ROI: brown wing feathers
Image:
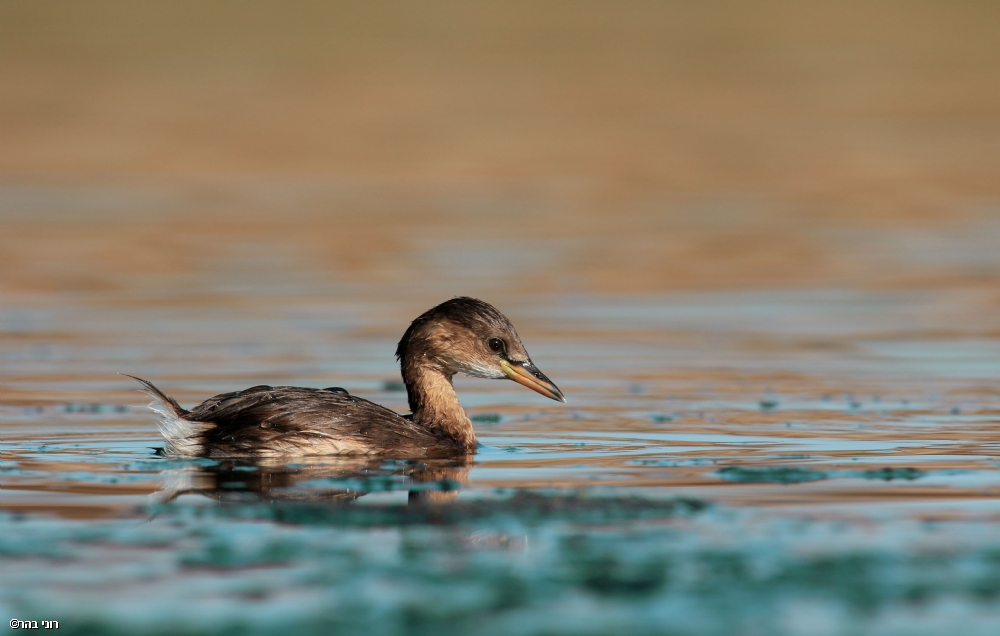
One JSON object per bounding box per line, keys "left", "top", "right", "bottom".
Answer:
{"left": 130, "top": 377, "right": 449, "bottom": 457}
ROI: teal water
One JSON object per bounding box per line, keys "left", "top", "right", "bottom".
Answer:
{"left": 4, "top": 281, "right": 1000, "bottom": 635}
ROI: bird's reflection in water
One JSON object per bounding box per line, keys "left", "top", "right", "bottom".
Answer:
{"left": 155, "top": 456, "right": 527, "bottom": 550}
{"left": 158, "top": 456, "right": 472, "bottom": 505}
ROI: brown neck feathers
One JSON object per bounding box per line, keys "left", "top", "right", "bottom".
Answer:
{"left": 401, "top": 363, "right": 476, "bottom": 452}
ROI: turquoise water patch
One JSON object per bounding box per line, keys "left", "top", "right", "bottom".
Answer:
{"left": 717, "top": 466, "right": 829, "bottom": 484}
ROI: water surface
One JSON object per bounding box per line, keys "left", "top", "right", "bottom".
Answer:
{"left": 4, "top": 196, "right": 1000, "bottom": 635}
{"left": 3, "top": 2, "right": 1000, "bottom": 632}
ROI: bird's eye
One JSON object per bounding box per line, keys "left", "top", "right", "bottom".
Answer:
{"left": 488, "top": 338, "right": 504, "bottom": 353}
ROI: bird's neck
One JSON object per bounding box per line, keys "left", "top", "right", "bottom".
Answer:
{"left": 402, "top": 363, "right": 476, "bottom": 452}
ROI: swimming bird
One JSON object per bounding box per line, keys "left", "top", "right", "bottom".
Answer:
{"left": 128, "top": 297, "right": 564, "bottom": 458}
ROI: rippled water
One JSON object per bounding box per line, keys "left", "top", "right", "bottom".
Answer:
{"left": 3, "top": 2, "right": 1000, "bottom": 632}
{"left": 4, "top": 187, "right": 1000, "bottom": 634}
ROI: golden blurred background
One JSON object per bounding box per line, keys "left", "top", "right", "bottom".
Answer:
{"left": 1, "top": 1, "right": 999, "bottom": 298}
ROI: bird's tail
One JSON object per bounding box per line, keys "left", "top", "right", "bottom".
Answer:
{"left": 121, "top": 374, "right": 187, "bottom": 416}
{"left": 122, "top": 374, "right": 205, "bottom": 457}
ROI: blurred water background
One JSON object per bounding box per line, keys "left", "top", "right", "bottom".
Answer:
{"left": 3, "top": 2, "right": 1000, "bottom": 635}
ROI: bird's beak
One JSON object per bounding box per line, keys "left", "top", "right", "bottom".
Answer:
{"left": 500, "top": 359, "right": 566, "bottom": 403}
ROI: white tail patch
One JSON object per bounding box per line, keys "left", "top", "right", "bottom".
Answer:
{"left": 143, "top": 393, "right": 208, "bottom": 457}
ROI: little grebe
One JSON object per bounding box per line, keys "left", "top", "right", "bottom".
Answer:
{"left": 129, "top": 297, "right": 564, "bottom": 458}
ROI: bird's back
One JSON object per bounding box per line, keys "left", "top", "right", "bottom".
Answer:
{"left": 144, "top": 382, "right": 456, "bottom": 458}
